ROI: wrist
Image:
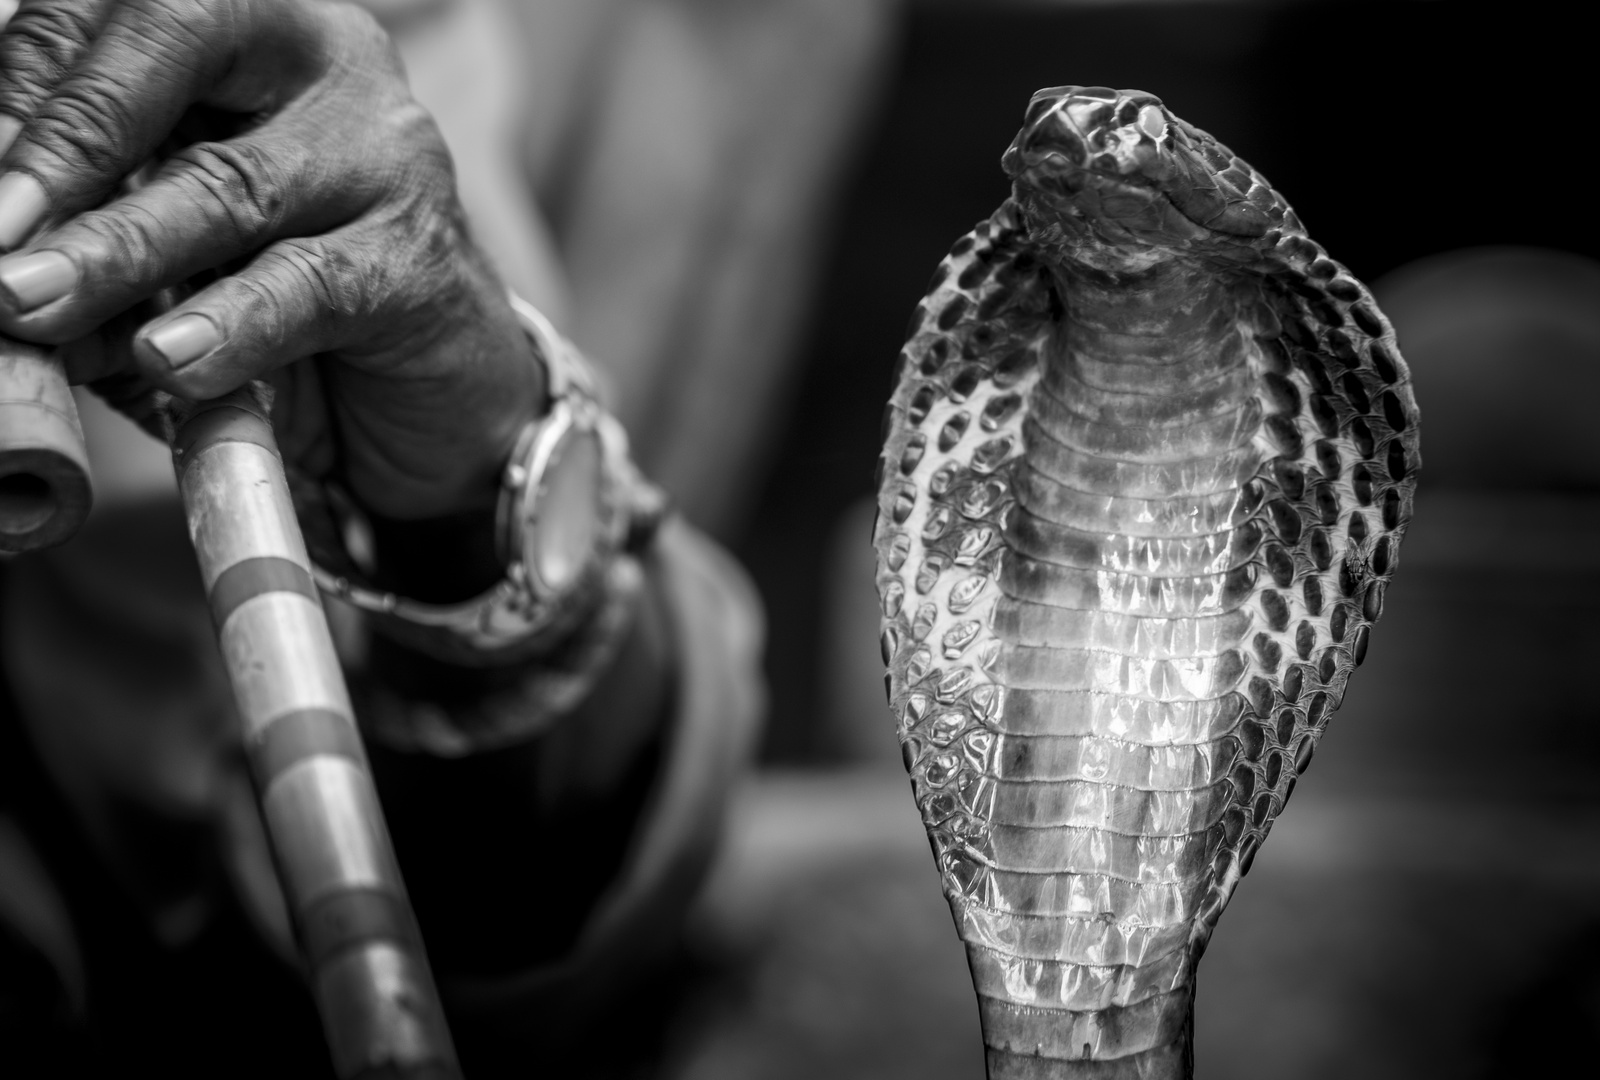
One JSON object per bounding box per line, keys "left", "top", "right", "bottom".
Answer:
{"left": 304, "top": 294, "right": 668, "bottom": 675}
{"left": 337, "top": 292, "right": 541, "bottom": 604}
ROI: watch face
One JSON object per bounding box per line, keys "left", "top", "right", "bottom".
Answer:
{"left": 528, "top": 426, "right": 604, "bottom": 593}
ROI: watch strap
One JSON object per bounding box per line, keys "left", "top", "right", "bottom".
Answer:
{"left": 305, "top": 295, "right": 667, "bottom": 667}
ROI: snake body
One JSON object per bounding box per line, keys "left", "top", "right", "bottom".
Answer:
{"left": 872, "top": 87, "right": 1419, "bottom": 1077}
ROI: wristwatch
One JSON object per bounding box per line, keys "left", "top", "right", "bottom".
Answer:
{"left": 311, "top": 295, "right": 668, "bottom": 663}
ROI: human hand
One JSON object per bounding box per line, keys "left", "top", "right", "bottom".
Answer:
{"left": 0, "top": 0, "right": 543, "bottom": 523}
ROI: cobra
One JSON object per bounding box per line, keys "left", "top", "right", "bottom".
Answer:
{"left": 872, "top": 86, "right": 1419, "bottom": 1077}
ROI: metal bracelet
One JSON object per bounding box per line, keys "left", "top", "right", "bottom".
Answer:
{"left": 313, "top": 295, "right": 664, "bottom": 663}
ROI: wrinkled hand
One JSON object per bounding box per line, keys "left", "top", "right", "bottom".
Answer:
{"left": 0, "top": 0, "right": 543, "bottom": 520}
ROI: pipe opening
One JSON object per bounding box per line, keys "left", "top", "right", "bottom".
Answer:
{"left": 0, "top": 472, "right": 58, "bottom": 535}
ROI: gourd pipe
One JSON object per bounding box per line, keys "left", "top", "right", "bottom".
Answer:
{"left": 170, "top": 387, "right": 461, "bottom": 1079}
{"left": 0, "top": 336, "right": 91, "bottom": 553}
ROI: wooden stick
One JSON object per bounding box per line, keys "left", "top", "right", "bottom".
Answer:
{"left": 170, "top": 387, "right": 461, "bottom": 1079}
{"left": 0, "top": 336, "right": 92, "bottom": 553}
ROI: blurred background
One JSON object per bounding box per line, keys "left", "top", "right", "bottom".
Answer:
{"left": 36, "top": 0, "right": 1600, "bottom": 1076}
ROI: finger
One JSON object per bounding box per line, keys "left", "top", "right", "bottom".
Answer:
{"left": 0, "top": 117, "right": 387, "bottom": 340}
{"left": 128, "top": 220, "right": 529, "bottom": 517}
{"left": 128, "top": 221, "right": 442, "bottom": 400}
{"left": 0, "top": 0, "right": 117, "bottom": 155}
{"left": 0, "top": 0, "right": 340, "bottom": 250}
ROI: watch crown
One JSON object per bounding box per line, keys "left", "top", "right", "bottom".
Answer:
{"left": 505, "top": 463, "right": 529, "bottom": 489}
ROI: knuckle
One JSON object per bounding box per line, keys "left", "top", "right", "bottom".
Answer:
{"left": 170, "top": 140, "right": 285, "bottom": 241}
{"left": 0, "top": 3, "right": 98, "bottom": 111}
{"left": 269, "top": 238, "right": 378, "bottom": 326}
{"left": 8, "top": 4, "right": 101, "bottom": 53}
{"left": 3, "top": 4, "right": 99, "bottom": 69}
{"left": 372, "top": 115, "right": 457, "bottom": 222}
{"left": 354, "top": 104, "right": 453, "bottom": 218}
{"left": 73, "top": 201, "right": 163, "bottom": 272}
{"left": 29, "top": 68, "right": 142, "bottom": 177}
{"left": 386, "top": 100, "right": 449, "bottom": 165}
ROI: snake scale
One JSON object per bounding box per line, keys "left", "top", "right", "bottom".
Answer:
{"left": 872, "top": 87, "right": 1419, "bottom": 1077}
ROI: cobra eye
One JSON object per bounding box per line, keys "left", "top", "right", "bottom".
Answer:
{"left": 1137, "top": 104, "right": 1168, "bottom": 140}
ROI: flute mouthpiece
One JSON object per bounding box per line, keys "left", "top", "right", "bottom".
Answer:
{"left": 0, "top": 336, "right": 93, "bottom": 553}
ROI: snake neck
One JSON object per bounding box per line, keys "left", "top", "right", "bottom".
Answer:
{"left": 1038, "top": 258, "right": 1261, "bottom": 455}
{"left": 1053, "top": 256, "right": 1240, "bottom": 351}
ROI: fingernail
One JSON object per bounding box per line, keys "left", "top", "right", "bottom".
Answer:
{"left": 0, "top": 250, "right": 76, "bottom": 312}
{"left": 0, "top": 116, "right": 22, "bottom": 159}
{"left": 0, "top": 172, "right": 48, "bottom": 251}
{"left": 144, "top": 314, "right": 223, "bottom": 370}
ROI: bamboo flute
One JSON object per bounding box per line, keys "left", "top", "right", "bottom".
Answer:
{"left": 168, "top": 385, "right": 461, "bottom": 1079}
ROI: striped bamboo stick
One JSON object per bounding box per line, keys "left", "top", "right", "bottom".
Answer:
{"left": 171, "top": 387, "right": 461, "bottom": 1079}
{"left": 0, "top": 336, "right": 92, "bottom": 552}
